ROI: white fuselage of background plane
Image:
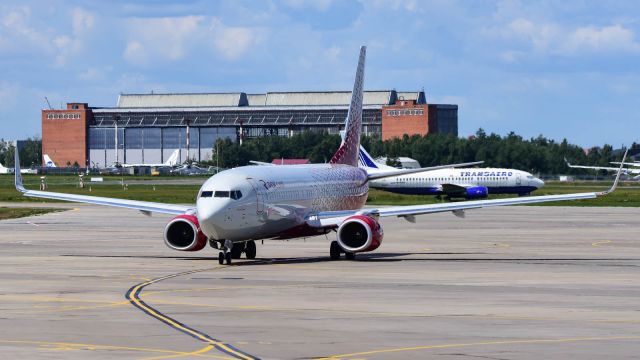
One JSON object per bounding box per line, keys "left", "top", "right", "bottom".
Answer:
{"left": 370, "top": 168, "right": 544, "bottom": 196}
{"left": 196, "top": 164, "right": 368, "bottom": 241}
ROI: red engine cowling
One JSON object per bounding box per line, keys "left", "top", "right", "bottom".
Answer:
{"left": 163, "top": 215, "right": 207, "bottom": 251}
{"left": 337, "top": 215, "right": 384, "bottom": 253}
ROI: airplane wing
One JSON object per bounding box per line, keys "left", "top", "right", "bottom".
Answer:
{"left": 14, "top": 152, "right": 192, "bottom": 216}
{"left": 366, "top": 161, "right": 484, "bottom": 181}
{"left": 249, "top": 160, "right": 275, "bottom": 166}
{"left": 565, "top": 158, "right": 637, "bottom": 173}
{"left": 308, "top": 151, "right": 627, "bottom": 228}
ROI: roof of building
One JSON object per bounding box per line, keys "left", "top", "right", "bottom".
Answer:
{"left": 115, "top": 90, "right": 426, "bottom": 108}
{"left": 271, "top": 159, "right": 310, "bottom": 165}
{"left": 117, "top": 93, "right": 249, "bottom": 108}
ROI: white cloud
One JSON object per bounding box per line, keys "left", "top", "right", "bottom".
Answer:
{"left": 123, "top": 15, "right": 204, "bottom": 66}
{"left": 565, "top": 25, "right": 640, "bottom": 54}
{"left": 0, "top": 6, "right": 95, "bottom": 67}
{"left": 283, "top": 0, "right": 334, "bottom": 12}
{"left": 210, "top": 18, "right": 259, "bottom": 60}
{"left": 72, "top": 7, "right": 95, "bottom": 35}
{"left": 498, "top": 18, "right": 640, "bottom": 56}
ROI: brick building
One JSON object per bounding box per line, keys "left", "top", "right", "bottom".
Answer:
{"left": 41, "top": 90, "right": 457, "bottom": 168}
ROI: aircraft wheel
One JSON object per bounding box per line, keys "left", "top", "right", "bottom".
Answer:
{"left": 245, "top": 240, "right": 257, "bottom": 259}
{"left": 231, "top": 243, "right": 243, "bottom": 259}
{"left": 330, "top": 241, "right": 341, "bottom": 260}
{"left": 225, "top": 252, "right": 232, "bottom": 265}
{"left": 345, "top": 252, "right": 356, "bottom": 260}
{"left": 218, "top": 252, "right": 225, "bottom": 265}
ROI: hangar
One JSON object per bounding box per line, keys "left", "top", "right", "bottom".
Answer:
{"left": 42, "top": 90, "right": 457, "bottom": 168}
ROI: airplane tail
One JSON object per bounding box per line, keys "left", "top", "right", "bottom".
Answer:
{"left": 164, "top": 149, "right": 180, "bottom": 166}
{"left": 43, "top": 154, "right": 57, "bottom": 168}
{"left": 329, "top": 46, "right": 366, "bottom": 167}
{"left": 358, "top": 145, "right": 395, "bottom": 170}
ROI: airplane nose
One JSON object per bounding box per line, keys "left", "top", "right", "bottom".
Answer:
{"left": 196, "top": 199, "right": 228, "bottom": 238}
{"left": 535, "top": 178, "right": 545, "bottom": 188}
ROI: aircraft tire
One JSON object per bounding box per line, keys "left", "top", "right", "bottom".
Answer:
{"left": 345, "top": 252, "right": 356, "bottom": 260}
{"left": 218, "top": 252, "right": 224, "bottom": 265}
{"left": 231, "top": 243, "right": 244, "bottom": 259}
{"left": 225, "top": 252, "right": 232, "bottom": 265}
{"left": 245, "top": 241, "right": 257, "bottom": 259}
{"left": 330, "top": 241, "right": 341, "bottom": 260}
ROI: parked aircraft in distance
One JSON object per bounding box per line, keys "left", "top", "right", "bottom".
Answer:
{"left": 43, "top": 154, "right": 57, "bottom": 167}
{"left": 359, "top": 146, "right": 544, "bottom": 198}
{"left": 0, "top": 162, "right": 13, "bottom": 174}
{"left": 120, "top": 149, "right": 180, "bottom": 168}
{"left": 565, "top": 157, "right": 640, "bottom": 179}
{"left": 14, "top": 46, "right": 626, "bottom": 265}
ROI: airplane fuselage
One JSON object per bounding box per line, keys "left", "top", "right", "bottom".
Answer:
{"left": 370, "top": 168, "right": 544, "bottom": 196}
{"left": 196, "top": 164, "right": 369, "bottom": 242}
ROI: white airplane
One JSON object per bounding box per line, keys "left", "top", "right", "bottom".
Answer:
{"left": 120, "top": 149, "right": 180, "bottom": 168}
{"left": 14, "top": 46, "right": 626, "bottom": 265}
{"left": 0, "top": 162, "right": 13, "bottom": 174}
{"left": 565, "top": 158, "right": 640, "bottom": 179}
{"left": 43, "top": 154, "right": 57, "bottom": 168}
{"left": 359, "top": 146, "right": 544, "bottom": 198}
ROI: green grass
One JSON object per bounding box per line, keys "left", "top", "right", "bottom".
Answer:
{"left": 1, "top": 174, "right": 639, "bottom": 207}
{"left": 0, "top": 207, "right": 65, "bottom": 220}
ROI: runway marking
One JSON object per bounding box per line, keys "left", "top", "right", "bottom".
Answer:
{"left": 126, "top": 267, "right": 260, "bottom": 360}
{"left": 316, "top": 335, "right": 640, "bottom": 359}
{"left": 592, "top": 240, "right": 612, "bottom": 247}
{"left": 140, "top": 345, "right": 216, "bottom": 360}
{"left": 0, "top": 340, "right": 228, "bottom": 358}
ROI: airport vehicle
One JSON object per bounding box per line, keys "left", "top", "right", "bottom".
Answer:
{"left": 360, "top": 146, "right": 544, "bottom": 197}
{"left": 43, "top": 154, "right": 57, "bottom": 167}
{"left": 566, "top": 158, "right": 640, "bottom": 179}
{"left": 14, "top": 46, "right": 626, "bottom": 265}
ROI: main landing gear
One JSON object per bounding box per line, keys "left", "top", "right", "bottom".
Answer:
{"left": 330, "top": 241, "right": 356, "bottom": 261}
{"left": 217, "top": 240, "right": 257, "bottom": 265}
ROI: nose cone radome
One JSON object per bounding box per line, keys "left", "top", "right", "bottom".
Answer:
{"left": 196, "top": 198, "right": 231, "bottom": 239}
{"left": 534, "top": 177, "right": 545, "bottom": 189}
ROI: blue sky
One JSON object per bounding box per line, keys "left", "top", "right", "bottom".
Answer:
{"left": 0, "top": 0, "right": 639, "bottom": 147}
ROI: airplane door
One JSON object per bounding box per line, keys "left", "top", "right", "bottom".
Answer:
{"left": 516, "top": 174, "right": 522, "bottom": 186}
{"left": 246, "top": 178, "right": 265, "bottom": 214}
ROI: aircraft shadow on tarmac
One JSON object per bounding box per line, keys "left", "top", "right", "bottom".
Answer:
{"left": 60, "top": 253, "right": 640, "bottom": 267}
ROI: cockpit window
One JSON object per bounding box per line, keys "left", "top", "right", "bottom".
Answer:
{"left": 526, "top": 175, "right": 534, "bottom": 179}
{"left": 214, "top": 191, "right": 230, "bottom": 198}
{"left": 200, "top": 191, "right": 213, "bottom": 198}
{"left": 231, "top": 190, "right": 243, "bottom": 200}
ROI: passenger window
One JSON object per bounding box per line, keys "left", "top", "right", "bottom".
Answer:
{"left": 200, "top": 191, "right": 213, "bottom": 198}
{"left": 214, "top": 191, "right": 230, "bottom": 198}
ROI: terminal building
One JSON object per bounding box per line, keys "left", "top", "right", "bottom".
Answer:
{"left": 42, "top": 90, "right": 458, "bottom": 168}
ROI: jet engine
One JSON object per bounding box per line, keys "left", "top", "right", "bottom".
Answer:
{"left": 465, "top": 186, "right": 489, "bottom": 199}
{"left": 337, "top": 215, "right": 384, "bottom": 253}
{"left": 163, "top": 215, "right": 207, "bottom": 251}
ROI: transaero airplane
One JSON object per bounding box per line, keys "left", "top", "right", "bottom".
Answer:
{"left": 359, "top": 146, "right": 545, "bottom": 198}
{"left": 14, "top": 46, "right": 626, "bottom": 265}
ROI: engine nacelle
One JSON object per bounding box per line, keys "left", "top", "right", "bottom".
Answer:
{"left": 163, "top": 215, "right": 207, "bottom": 251}
{"left": 465, "top": 186, "right": 488, "bottom": 199}
{"left": 337, "top": 215, "right": 384, "bottom": 253}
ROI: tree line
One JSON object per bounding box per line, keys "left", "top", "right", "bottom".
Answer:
{"left": 207, "top": 129, "right": 638, "bottom": 175}
{"left": 0, "top": 137, "right": 41, "bottom": 168}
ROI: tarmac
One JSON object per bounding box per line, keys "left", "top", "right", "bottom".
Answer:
{"left": 0, "top": 203, "right": 639, "bottom": 359}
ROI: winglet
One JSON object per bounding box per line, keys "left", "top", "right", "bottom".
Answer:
{"left": 14, "top": 149, "right": 26, "bottom": 193}
{"left": 597, "top": 149, "right": 628, "bottom": 196}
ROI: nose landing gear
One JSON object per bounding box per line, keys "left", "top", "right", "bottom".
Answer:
{"left": 217, "top": 240, "right": 258, "bottom": 264}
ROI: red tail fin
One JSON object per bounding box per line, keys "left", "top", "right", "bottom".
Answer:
{"left": 330, "top": 46, "right": 366, "bottom": 167}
